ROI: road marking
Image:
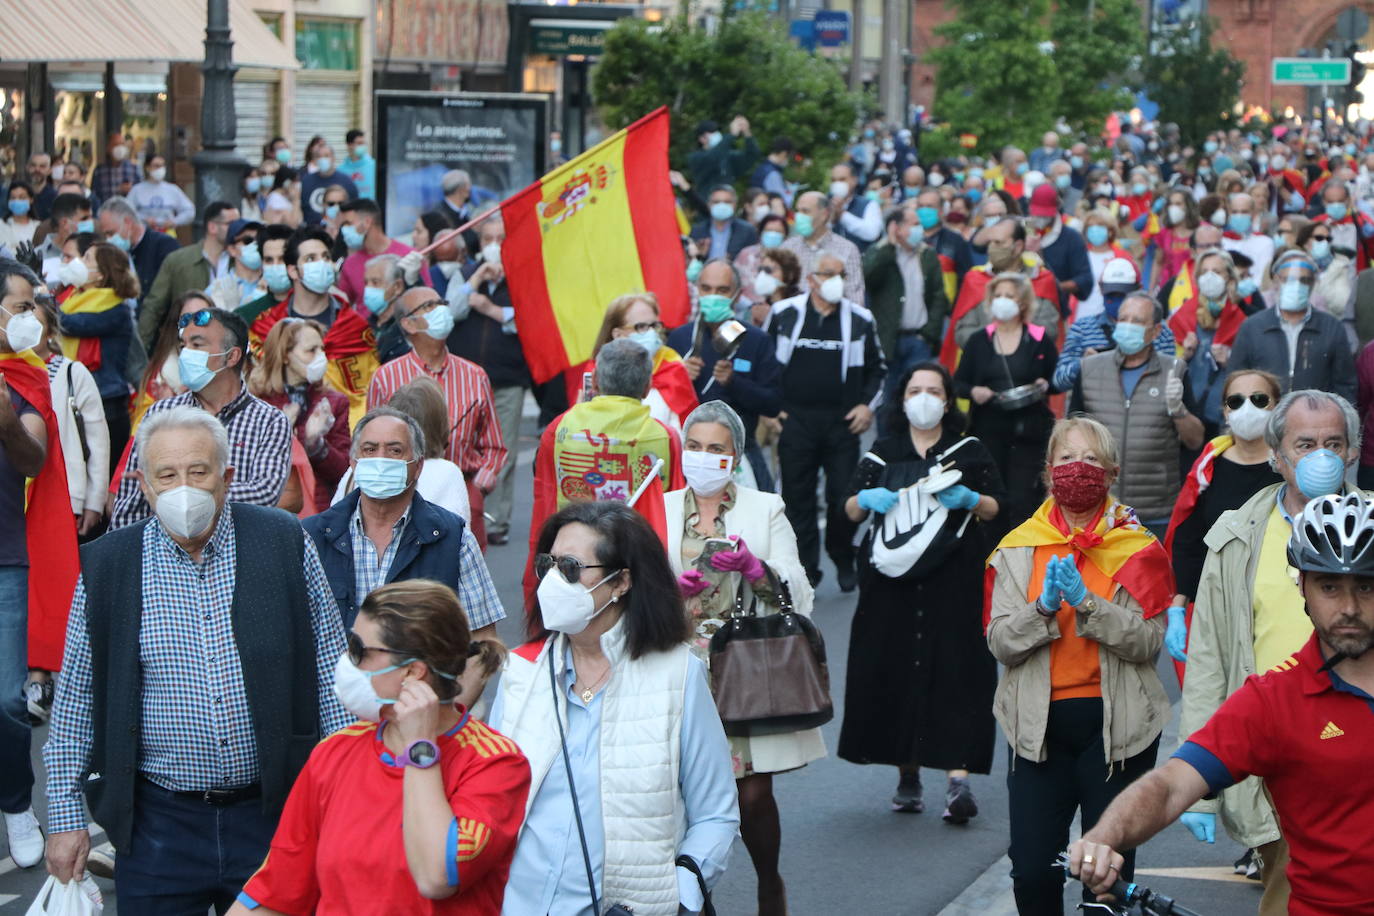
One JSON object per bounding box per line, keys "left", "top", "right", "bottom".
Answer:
{"left": 1134, "top": 866, "right": 1260, "bottom": 884}
{"left": 0, "top": 895, "right": 18, "bottom": 907}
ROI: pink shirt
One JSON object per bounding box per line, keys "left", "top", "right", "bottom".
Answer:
{"left": 338, "top": 239, "right": 427, "bottom": 315}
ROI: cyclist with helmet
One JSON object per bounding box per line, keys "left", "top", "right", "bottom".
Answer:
{"left": 1068, "top": 491, "right": 1374, "bottom": 915}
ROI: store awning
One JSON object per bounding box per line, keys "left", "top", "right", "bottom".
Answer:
{"left": 0, "top": 0, "right": 299, "bottom": 70}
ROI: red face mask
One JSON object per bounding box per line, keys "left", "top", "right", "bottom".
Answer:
{"left": 1051, "top": 461, "right": 1109, "bottom": 514}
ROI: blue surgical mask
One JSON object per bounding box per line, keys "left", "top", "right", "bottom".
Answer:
{"left": 794, "top": 212, "right": 814, "bottom": 238}
{"left": 1016, "top": 163, "right": 1029, "bottom": 176}
{"left": 686, "top": 259, "right": 703, "bottom": 283}
{"left": 264, "top": 264, "right": 291, "bottom": 293}
{"left": 315, "top": 157, "right": 332, "bottom": 173}
{"left": 1311, "top": 240, "right": 1332, "bottom": 265}
{"left": 1325, "top": 202, "right": 1348, "bottom": 221}
{"left": 906, "top": 225, "right": 923, "bottom": 248}
{"left": 325, "top": 204, "right": 341, "bottom": 220}
{"left": 698, "top": 295, "right": 734, "bottom": 324}
{"left": 1237, "top": 276, "right": 1258, "bottom": 298}
{"left": 363, "top": 286, "right": 388, "bottom": 314}
{"left": 916, "top": 207, "right": 941, "bottom": 230}
{"left": 8, "top": 200, "right": 29, "bottom": 216}
{"left": 76, "top": 219, "right": 95, "bottom": 234}
{"left": 709, "top": 202, "right": 734, "bottom": 222}
{"left": 966, "top": 188, "right": 982, "bottom": 204}
{"left": 1132, "top": 182, "right": 1148, "bottom": 196}
{"left": 354, "top": 457, "right": 413, "bottom": 500}
{"left": 864, "top": 190, "right": 880, "bottom": 202}
{"left": 1293, "top": 448, "right": 1346, "bottom": 500}
{"left": 1055, "top": 174, "right": 1071, "bottom": 190}
{"left": 245, "top": 177, "right": 262, "bottom": 194}
{"left": 421, "top": 305, "right": 454, "bottom": 339}
{"left": 178, "top": 347, "right": 227, "bottom": 392}
{"left": 238, "top": 241, "right": 262, "bottom": 271}
{"left": 761, "top": 229, "right": 784, "bottom": 249}
{"left": 1227, "top": 213, "right": 1252, "bottom": 235}
{"left": 1111, "top": 321, "right": 1147, "bottom": 355}
{"left": 628, "top": 328, "right": 662, "bottom": 357}
{"left": 1070, "top": 155, "right": 1084, "bottom": 170}
{"left": 109, "top": 232, "right": 131, "bottom": 253}
{"left": 1204, "top": 141, "right": 1218, "bottom": 154}
{"left": 1279, "top": 279, "right": 1310, "bottom": 312}
{"left": 340, "top": 223, "right": 366, "bottom": 250}
{"left": 302, "top": 260, "right": 335, "bottom": 294}
{"left": 1085, "top": 225, "right": 1109, "bottom": 247}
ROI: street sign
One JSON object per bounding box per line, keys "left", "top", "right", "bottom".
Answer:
{"left": 789, "top": 18, "right": 816, "bottom": 51}
{"left": 1272, "top": 58, "right": 1352, "bottom": 85}
{"left": 814, "top": 10, "right": 850, "bottom": 47}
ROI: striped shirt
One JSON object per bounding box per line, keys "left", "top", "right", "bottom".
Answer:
{"left": 366, "top": 350, "right": 507, "bottom": 493}
{"left": 44, "top": 508, "right": 350, "bottom": 833}
{"left": 111, "top": 384, "right": 292, "bottom": 530}
{"left": 782, "top": 230, "right": 866, "bottom": 304}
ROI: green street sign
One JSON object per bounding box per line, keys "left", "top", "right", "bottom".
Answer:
{"left": 1272, "top": 58, "right": 1352, "bottom": 85}
{"left": 529, "top": 21, "right": 612, "bottom": 56}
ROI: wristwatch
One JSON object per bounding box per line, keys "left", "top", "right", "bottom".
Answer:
{"left": 1076, "top": 596, "right": 1098, "bottom": 614}
{"left": 397, "top": 738, "right": 440, "bottom": 769}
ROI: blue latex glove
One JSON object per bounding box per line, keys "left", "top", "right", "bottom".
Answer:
{"left": 1039, "top": 555, "right": 1063, "bottom": 611}
{"left": 1164, "top": 605, "right": 1189, "bottom": 662}
{"left": 936, "top": 484, "right": 980, "bottom": 511}
{"left": 857, "top": 487, "right": 899, "bottom": 514}
{"left": 1055, "top": 557, "right": 1088, "bottom": 607}
{"left": 1179, "top": 812, "right": 1215, "bottom": 844}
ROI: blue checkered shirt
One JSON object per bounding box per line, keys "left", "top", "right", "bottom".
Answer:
{"left": 43, "top": 507, "right": 350, "bottom": 833}
{"left": 346, "top": 500, "right": 506, "bottom": 631}
{"left": 350, "top": 503, "right": 410, "bottom": 607}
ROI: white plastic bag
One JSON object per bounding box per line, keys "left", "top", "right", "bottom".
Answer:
{"left": 23, "top": 875, "right": 103, "bottom": 916}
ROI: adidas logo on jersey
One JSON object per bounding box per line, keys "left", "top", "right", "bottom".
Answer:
{"left": 1319, "top": 721, "right": 1345, "bottom": 740}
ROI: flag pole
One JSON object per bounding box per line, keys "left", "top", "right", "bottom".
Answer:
{"left": 417, "top": 202, "right": 504, "bottom": 256}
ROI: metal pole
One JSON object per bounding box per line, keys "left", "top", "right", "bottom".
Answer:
{"left": 877, "top": 0, "right": 901, "bottom": 122}
{"left": 850, "top": 0, "right": 865, "bottom": 93}
{"left": 192, "top": 0, "right": 248, "bottom": 238}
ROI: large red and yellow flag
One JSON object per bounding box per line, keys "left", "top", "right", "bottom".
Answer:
{"left": 502, "top": 107, "right": 689, "bottom": 384}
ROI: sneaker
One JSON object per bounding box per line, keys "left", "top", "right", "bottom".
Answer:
{"left": 942, "top": 777, "right": 979, "bottom": 825}
{"left": 3, "top": 808, "right": 44, "bottom": 868}
{"left": 25, "top": 679, "right": 53, "bottom": 725}
{"left": 891, "top": 773, "right": 924, "bottom": 813}
{"left": 86, "top": 843, "right": 115, "bottom": 879}
{"left": 1233, "top": 848, "right": 1253, "bottom": 875}
{"left": 487, "top": 530, "right": 510, "bottom": 546}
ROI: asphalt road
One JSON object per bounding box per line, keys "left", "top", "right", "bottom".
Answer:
{"left": 0, "top": 401, "right": 1266, "bottom": 914}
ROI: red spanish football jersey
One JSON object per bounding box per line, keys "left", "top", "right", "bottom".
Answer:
{"left": 240, "top": 712, "right": 530, "bottom": 914}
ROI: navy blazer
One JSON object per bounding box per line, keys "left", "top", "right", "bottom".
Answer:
{"left": 666, "top": 318, "right": 782, "bottom": 446}
{"left": 302, "top": 488, "right": 466, "bottom": 626}
{"left": 690, "top": 217, "right": 759, "bottom": 260}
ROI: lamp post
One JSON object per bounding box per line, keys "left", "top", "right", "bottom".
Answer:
{"left": 191, "top": 0, "right": 247, "bottom": 238}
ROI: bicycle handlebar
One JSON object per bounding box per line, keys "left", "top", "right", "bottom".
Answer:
{"left": 1105, "top": 878, "right": 1205, "bottom": 916}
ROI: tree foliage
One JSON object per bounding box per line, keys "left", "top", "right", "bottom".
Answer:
{"left": 1141, "top": 17, "right": 1245, "bottom": 148}
{"left": 590, "top": 12, "right": 863, "bottom": 189}
{"left": 1050, "top": 0, "right": 1144, "bottom": 135}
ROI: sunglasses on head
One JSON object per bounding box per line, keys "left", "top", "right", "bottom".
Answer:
{"left": 1225, "top": 392, "right": 1272, "bottom": 411}
{"left": 344, "top": 629, "right": 415, "bottom": 667}
{"left": 535, "top": 552, "right": 613, "bottom": 585}
{"left": 178, "top": 308, "right": 215, "bottom": 330}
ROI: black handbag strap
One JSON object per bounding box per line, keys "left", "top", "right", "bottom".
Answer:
{"left": 549, "top": 646, "right": 601, "bottom": 916}
{"left": 65, "top": 360, "right": 91, "bottom": 463}
{"left": 675, "top": 855, "right": 717, "bottom": 916}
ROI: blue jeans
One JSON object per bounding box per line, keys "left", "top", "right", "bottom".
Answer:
{"left": 883, "top": 332, "right": 934, "bottom": 404}
{"left": 117, "top": 778, "right": 277, "bottom": 915}
{"left": 0, "top": 565, "right": 31, "bottom": 814}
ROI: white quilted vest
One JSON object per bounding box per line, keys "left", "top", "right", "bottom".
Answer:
{"left": 498, "top": 622, "right": 689, "bottom": 915}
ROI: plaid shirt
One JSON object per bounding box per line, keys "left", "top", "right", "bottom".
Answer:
{"left": 44, "top": 508, "right": 350, "bottom": 833}
{"left": 350, "top": 503, "right": 410, "bottom": 607}
{"left": 91, "top": 160, "right": 141, "bottom": 202}
{"left": 782, "top": 230, "right": 867, "bottom": 304}
{"left": 111, "top": 384, "right": 292, "bottom": 530}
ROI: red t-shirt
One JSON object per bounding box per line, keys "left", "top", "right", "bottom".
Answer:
{"left": 1174, "top": 634, "right": 1374, "bottom": 915}
{"left": 240, "top": 712, "right": 530, "bottom": 915}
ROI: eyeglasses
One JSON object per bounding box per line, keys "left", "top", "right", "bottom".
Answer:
{"left": 622, "top": 320, "right": 663, "bottom": 334}
{"left": 1310, "top": 234, "right": 1331, "bottom": 242}
{"left": 535, "top": 552, "right": 611, "bottom": 584}
{"left": 177, "top": 308, "right": 216, "bottom": 330}
{"left": 403, "top": 300, "right": 447, "bottom": 319}
{"left": 1225, "top": 392, "right": 1272, "bottom": 411}
{"left": 345, "top": 629, "right": 415, "bottom": 667}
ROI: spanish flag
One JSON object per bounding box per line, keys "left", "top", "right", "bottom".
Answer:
{"left": 0, "top": 350, "right": 79, "bottom": 671}
{"left": 502, "top": 107, "right": 689, "bottom": 384}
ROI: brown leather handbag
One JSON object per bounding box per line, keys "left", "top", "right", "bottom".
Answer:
{"left": 707, "top": 581, "right": 833, "bottom": 737}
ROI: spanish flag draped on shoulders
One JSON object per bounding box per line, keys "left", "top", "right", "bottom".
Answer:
{"left": 523, "top": 395, "right": 685, "bottom": 604}
{"left": 58, "top": 287, "right": 124, "bottom": 370}
{"left": 1166, "top": 289, "right": 1246, "bottom": 353}
{"left": 940, "top": 253, "right": 1060, "bottom": 370}
{"left": 983, "top": 497, "right": 1174, "bottom": 695}
{"left": 249, "top": 293, "right": 379, "bottom": 428}
{"left": 563, "top": 346, "right": 699, "bottom": 428}
{"left": 0, "top": 349, "right": 79, "bottom": 671}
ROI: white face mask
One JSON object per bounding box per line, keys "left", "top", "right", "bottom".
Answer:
{"left": 149, "top": 167, "right": 166, "bottom": 182}
{"left": 1166, "top": 204, "right": 1185, "bottom": 225}
{"left": 829, "top": 180, "right": 851, "bottom": 200}
{"left": 990, "top": 296, "right": 1020, "bottom": 322}
{"left": 1227, "top": 400, "right": 1270, "bottom": 442}
{"left": 682, "top": 449, "right": 735, "bottom": 497}
{"left": 536, "top": 567, "right": 619, "bottom": 635}
{"left": 304, "top": 352, "right": 328, "bottom": 384}
{"left": 481, "top": 242, "right": 502, "bottom": 267}
{"left": 1196, "top": 270, "right": 1227, "bottom": 301}
{"left": 0, "top": 307, "right": 43, "bottom": 353}
{"left": 332, "top": 651, "right": 410, "bottom": 723}
{"left": 904, "top": 392, "right": 945, "bottom": 430}
{"left": 818, "top": 274, "right": 845, "bottom": 304}
{"left": 752, "top": 271, "right": 780, "bottom": 298}
{"left": 152, "top": 484, "right": 218, "bottom": 539}
{"left": 1208, "top": 208, "right": 1227, "bottom": 227}
{"left": 59, "top": 258, "right": 90, "bottom": 288}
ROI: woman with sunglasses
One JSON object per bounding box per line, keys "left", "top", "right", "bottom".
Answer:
{"left": 132, "top": 291, "right": 214, "bottom": 429}
{"left": 1295, "top": 221, "right": 1355, "bottom": 332}
{"left": 228, "top": 580, "right": 524, "bottom": 914}
{"left": 492, "top": 500, "right": 739, "bottom": 916}
{"left": 1160, "top": 369, "right": 1282, "bottom": 684}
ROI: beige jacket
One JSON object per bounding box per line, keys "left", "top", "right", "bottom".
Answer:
{"left": 1177, "top": 482, "right": 1285, "bottom": 848}
{"left": 987, "top": 543, "right": 1169, "bottom": 765}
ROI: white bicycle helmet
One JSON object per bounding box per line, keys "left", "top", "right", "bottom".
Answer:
{"left": 1286, "top": 492, "right": 1374, "bottom": 576}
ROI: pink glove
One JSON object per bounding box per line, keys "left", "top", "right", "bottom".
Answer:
{"left": 709, "top": 536, "right": 766, "bottom": 582}
{"left": 678, "top": 569, "right": 711, "bottom": 598}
